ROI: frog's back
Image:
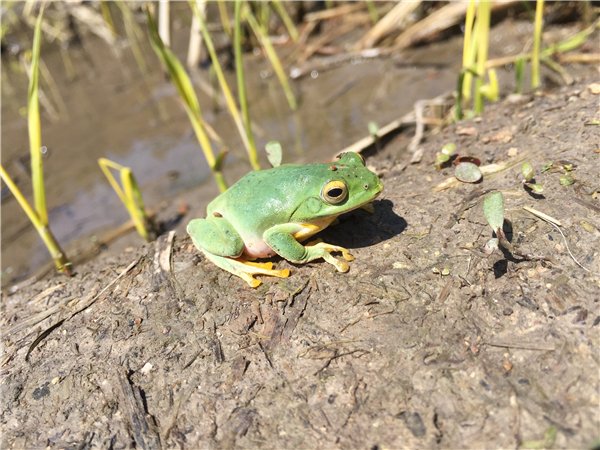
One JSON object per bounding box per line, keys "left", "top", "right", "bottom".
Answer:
{"left": 207, "top": 163, "right": 310, "bottom": 225}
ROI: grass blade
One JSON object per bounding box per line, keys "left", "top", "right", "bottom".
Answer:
{"left": 98, "top": 158, "right": 152, "bottom": 242}
{"left": 116, "top": 2, "right": 148, "bottom": 75}
{"left": 531, "top": 0, "right": 544, "bottom": 89}
{"left": 234, "top": 1, "right": 259, "bottom": 170}
{"left": 474, "top": 0, "right": 491, "bottom": 114}
{"left": 146, "top": 6, "right": 227, "bottom": 192}
{"left": 217, "top": 1, "right": 232, "bottom": 37}
{"left": 244, "top": 7, "right": 297, "bottom": 111}
{"left": 190, "top": 1, "right": 260, "bottom": 171}
{"left": 271, "top": 1, "right": 299, "bottom": 42}
{"left": 28, "top": 4, "right": 47, "bottom": 226}
{"left": 1, "top": 166, "right": 70, "bottom": 273}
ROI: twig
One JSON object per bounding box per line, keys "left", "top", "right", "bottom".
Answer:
{"left": 299, "top": 340, "right": 358, "bottom": 358}
{"left": 571, "top": 197, "right": 600, "bottom": 214}
{"left": 437, "top": 279, "right": 453, "bottom": 303}
{"left": 366, "top": 308, "right": 394, "bottom": 318}
{"left": 355, "top": 1, "right": 421, "bottom": 50}
{"left": 339, "top": 314, "right": 363, "bottom": 333}
{"left": 558, "top": 53, "right": 600, "bottom": 64}
{"left": 28, "top": 283, "right": 65, "bottom": 305}
{"left": 524, "top": 207, "right": 599, "bottom": 275}
{"left": 522, "top": 206, "right": 562, "bottom": 227}
{"left": 485, "top": 341, "right": 555, "bottom": 351}
{"left": 333, "top": 109, "right": 416, "bottom": 158}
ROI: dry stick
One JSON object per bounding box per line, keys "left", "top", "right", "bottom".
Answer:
{"left": 299, "top": 340, "right": 358, "bottom": 358}
{"left": 296, "top": 22, "right": 359, "bottom": 66}
{"left": 393, "top": 1, "right": 517, "bottom": 51}
{"left": 355, "top": 1, "right": 421, "bottom": 50}
{"left": 485, "top": 341, "right": 555, "bottom": 351}
{"left": 558, "top": 53, "right": 600, "bottom": 63}
{"left": 28, "top": 283, "right": 65, "bottom": 305}
{"left": 437, "top": 279, "right": 453, "bottom": 303}
{"left": 523, "top": 207, "right": 600, "bottom": 276}
{"left": 571, "top": 197, "right": 600, "bottom": 214}
{"left": 334, "top": 109, "right": 415, "bottom": 158}
{"left": 290, "top": 47, "right": 391, "bottom": 79}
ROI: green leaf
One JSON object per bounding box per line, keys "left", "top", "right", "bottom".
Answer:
{"left": 454, "top": 162, "right": 482, "bottom": 183}
{"left": 563, "top": 164, "right": 572, "bottom": 171}
{"left": 483, "top": 191, "right": 504, "bottom": 233}
{"left": 434, "top": 153, "right": 450, "bottom": 169}
{"left": 368, "top": 121, "right": 379, "bottom": 137}
{"left": 265, "top": 141, "right": 283, "bottom": 167}
{"left": 559, "top": 174, "right": 575, "bottom": 185}
{"left": 541, "top": 161, "right": 553, "bottom": 172}
{"left": 441, "top": 143, "right": 456, "bottom": 155}
{"left": 522, "top": 161, "right": 534, "bottom": 182}
{"left": 527, "top": 183, "right": 544, "bottom": 193}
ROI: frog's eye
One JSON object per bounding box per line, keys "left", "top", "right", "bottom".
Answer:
{"left": 321, "top": 180, "right": 348, "bottom": 204}
{"left": 356, "top": 153, "right": 365, "bottom": 165}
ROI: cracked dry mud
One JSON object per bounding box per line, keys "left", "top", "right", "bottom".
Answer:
{"left": 2, "top": 74, "right": 599, "bottom": 449}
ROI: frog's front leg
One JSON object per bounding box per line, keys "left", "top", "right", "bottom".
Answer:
{"left": 187, "top": 217, "right": 289, "bottom": 287}
{"left": 263, "top": 223, "right": 355, "bottom": 272}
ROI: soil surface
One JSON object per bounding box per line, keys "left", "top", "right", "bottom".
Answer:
{"left": 2, "top": 72, "right": 600, "bottom": 449}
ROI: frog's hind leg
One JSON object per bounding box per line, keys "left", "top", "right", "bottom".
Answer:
{"left": 188, "top": 217, "right": 245, "bottom": 257}
{"left": 188, "top": 218, "right": 288, "bottom": 287}
{"left": 201, "top": 250, "right": 289, "bottom": 288}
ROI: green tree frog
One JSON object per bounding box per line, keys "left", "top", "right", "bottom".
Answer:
{"left": 187, "top": 152, "right": 383, "bottom": 287}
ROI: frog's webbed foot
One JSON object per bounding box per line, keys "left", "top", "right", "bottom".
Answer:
{"left": 305, "top": 239, "right": 355, "bottom": 272}
{"left": 200, "top": 250, "right": 289, "bottom": 288}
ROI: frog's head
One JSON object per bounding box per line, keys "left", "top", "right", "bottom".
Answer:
{"left": 291, "top": 152, "right": 383, "bottom": 222}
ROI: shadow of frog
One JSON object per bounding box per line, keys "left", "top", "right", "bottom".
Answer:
{"left": 315, "top": 199, "right": 407, "bottom": 250}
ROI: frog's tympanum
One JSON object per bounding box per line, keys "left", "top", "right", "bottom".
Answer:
{"left": 187, "top": 152, "right": 383, "bottom": 287}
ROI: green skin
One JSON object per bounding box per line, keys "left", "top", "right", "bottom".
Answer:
{"left": 187, "top": 152, "right": 383, "bottom": 287}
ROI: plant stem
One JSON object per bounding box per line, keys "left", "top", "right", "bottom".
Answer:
{"left": 28, "top": 5, "right": 47, "bottom": 226}
{"left": 245, "top": 7, "right": 297, "bottom": 111}
{"left": 235, "top": 2, "right": 259, "bottom": 170}
{"left": 1, "top": 166, "right": 70, "bottom": 273}
{"left": 190, "top": 1, "right": 260, "bottom": 170}
{"left": 532, "top": 0, "right": 545, "bottom": 89}
{"left": 474, "top": 0, "right": 491, "bottom": 114}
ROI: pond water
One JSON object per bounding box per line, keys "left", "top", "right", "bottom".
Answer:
{"left": 1, "top": 4, "right": 542, "bottom": 287}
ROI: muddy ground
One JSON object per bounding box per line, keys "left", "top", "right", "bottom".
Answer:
{"left": 2, "top": 72, "right": 600, "bottom": 449}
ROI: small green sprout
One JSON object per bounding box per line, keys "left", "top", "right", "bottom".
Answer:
{"left": 434, "top": 143, "right": 456, "bottom": 169}
{"left": 522, "top": 161, "right": 534, "bottom": 182}
{"left": 541, "top": 161, "right": 553, "bottom": 172}
{"left": 521, "top": 161, "right": 543, "bottom": 193}
{"left": 265, "top": 141, "right": 283, "bottom": 168}
{"left": 559, "top": 174, "right": 575, "bottom": 185}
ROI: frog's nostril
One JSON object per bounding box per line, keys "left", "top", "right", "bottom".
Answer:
{"left": 363, "top": 184, "right": 369, "bottom": 189}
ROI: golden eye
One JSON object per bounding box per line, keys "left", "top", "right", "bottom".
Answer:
{"left": 356, "top": 152, "right": 365, "bottom": 165}
{"left": 321, "top": 180, "right": 348, "bottom": 204}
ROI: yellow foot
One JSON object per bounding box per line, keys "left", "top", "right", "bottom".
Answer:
{"left": 200, "top": 250, "right": 290, "bottom": 288}
{"left": 306, "top": 239, "right": 355, "bottom": 272}
{"left": 239, "top": 260, "right": 273, "bottom": 270}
